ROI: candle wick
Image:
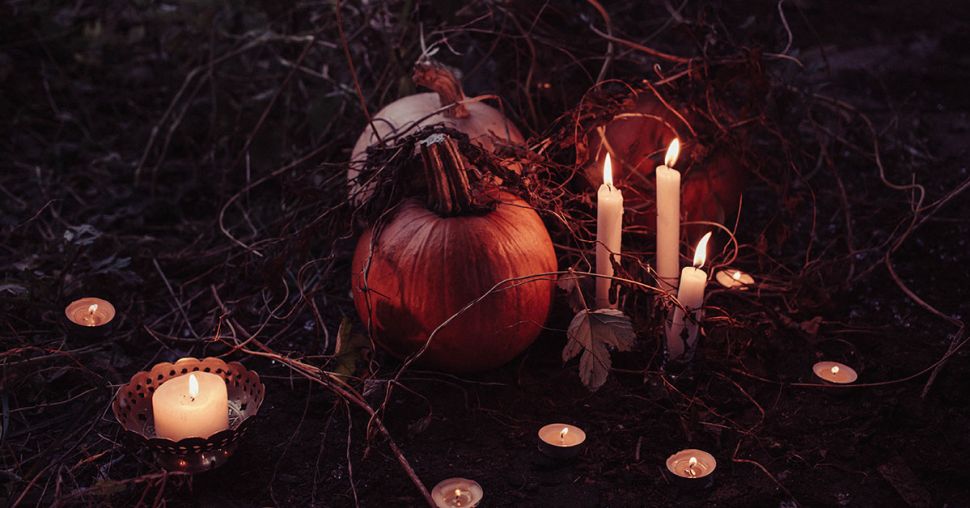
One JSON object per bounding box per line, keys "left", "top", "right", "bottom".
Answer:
{"left": 685, "top": 456, "right": 698, "bottom": 478}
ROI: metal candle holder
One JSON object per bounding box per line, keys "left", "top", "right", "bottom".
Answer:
{"left": 112, "top": 357, "right": 265, "bottom": 473}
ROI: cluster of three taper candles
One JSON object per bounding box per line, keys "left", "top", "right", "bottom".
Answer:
{"left": 595, "top": 139, "right": 710, "bottom": 360}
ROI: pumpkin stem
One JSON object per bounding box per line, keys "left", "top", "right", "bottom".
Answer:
{"left": 420, "top": 134, "right": 475, "bottom": 216}
{"left": 413, "top": 59, "right": 469, "bottom": 119}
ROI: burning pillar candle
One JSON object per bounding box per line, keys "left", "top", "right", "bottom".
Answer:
{"left": 656, "top": 139, "right": 681, "bottom": 292}
{"left": 151, "top": 372, "right": 229, "bottom": 441}
{"left": 596, "top": 153, "right": 623, "bottom": 308}
{"left": 666, "top": 232, "right": 712, "bottom": 361}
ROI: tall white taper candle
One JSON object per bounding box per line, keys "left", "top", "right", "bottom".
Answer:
{"left": 596, "top": 154, "right": 623, "bottom": 308}
{"left": 656, "top": 139, "right": 681, "bottom": 292}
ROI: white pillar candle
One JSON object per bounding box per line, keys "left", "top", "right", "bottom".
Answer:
{"left": 152, "top": 372, "right": 229, "bottom": 441}
{"left": 666, "top": 232, "right": 712, "bottom": 360}
{"left": 656, "top": 139, "right": 681, "bottom": 292}
{"left": 595, "top": 153, "right": 623, "bottom": 309}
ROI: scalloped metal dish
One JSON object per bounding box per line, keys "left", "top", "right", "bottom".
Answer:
{"left": 112, "top": 357, "right": 265, "bottom": 473}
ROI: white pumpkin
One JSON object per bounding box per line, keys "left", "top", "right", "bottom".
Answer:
{"left": 348, "top": 60, "right": 524, "bottom": 203}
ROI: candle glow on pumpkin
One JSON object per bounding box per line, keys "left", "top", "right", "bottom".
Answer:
{"left": 665, "top": 138, "right": 680, "bottom": 168}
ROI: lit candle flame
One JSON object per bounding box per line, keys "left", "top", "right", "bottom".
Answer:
{"left": 686, "top": 456, "right": 698, "bottom": 478}
{"left": 664, "top": 138, "right": 680, "bottom": 168}
{"left": 454, "top": 488, "right": 463, "bottom": 506}
{"left": 603, "top": 153, "right": 613, "bottom": 188}
{"left": 560, "top": 426, "right": 569, "bottom": 443}
{"left": 88, "top": 303, "right": 98, "bottom": 315}
{"left": 188, "top": 373, "right": 199, "bottom": 400}
{"left": 831, "top": 365, "right": 840, "bottom": 375}
{"left": 733, "top": 271, "right": 742, "bottom": 281}
{"left": 692, "top": 232, "right": 712, "bottom": 269}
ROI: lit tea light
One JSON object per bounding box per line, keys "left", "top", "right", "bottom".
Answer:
{"left": 65, "top": 297, "right": 116, "bottom": 327}
{"left": 431, "top": 478, "right": 483, "bottom": 508}
{"left": 666, "top": 449, "right": 717, "bottom": 482}
{"left": 537, "top": 423, "right": 587, "bottom": 459}
{"left": 715, "top": 269, "right": 754, "bottom": 289}
{"left": 812, "top": 361, "right": 858, "bottom": 384}
{"left": 151, "top": 371, "right": 229, "bottom": 441}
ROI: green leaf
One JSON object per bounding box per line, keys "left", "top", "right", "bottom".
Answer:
{"left": 563, "top": 309, "right": 636, "bottom": 391}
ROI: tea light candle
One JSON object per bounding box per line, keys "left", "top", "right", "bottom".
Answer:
{"left": 812, "top": 361, "right": 858, "bottom": 384}
{"left": 715, "top": 269, "right": 754, "bottom": 289}
{"left": 656, "top": 139, "right": 681, "bottom": 292}
{"left": 666, "top": 232, "right": 712, "bottom": 360}
{"left": 65, "top": 297, "right": 116, "bottom": 327}
{"left": 666, "top": 449, "right": 717, "bottom": 481}
{"left": 431, "top": 478, "right": 483, "bottom": 508}
{"left": 596, "top": 153, "right": 623, "bottom": 309}
{"left": 537, "top": 423, "right": 587, "bottom": 459}
{"left": 152, "top": 372, "right": 229, "bottom": 441}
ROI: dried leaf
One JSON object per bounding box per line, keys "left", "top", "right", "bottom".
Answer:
{"left": 63, "top": 224, "right": 101, "bottom": 246}
{"left": 564, "top": 309, "right": 636, "bottom": 391}
{"left": 799, "top": 316, "right": 823, "bottom": 336}
{"left": 407, "top": 413, "right": 432, "bottom": 438}
{"left": 0, "top": 284, "right": 26, "bottom": 296}
{"left": 557, "top": 267, "right": 589, "bottom": 313}
{"left": 331, "top": 317, "right": 369, "bottom": 378}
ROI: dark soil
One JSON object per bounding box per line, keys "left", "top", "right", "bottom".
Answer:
{"left": 2, "top": 1, "right": 969, "bottom": 507}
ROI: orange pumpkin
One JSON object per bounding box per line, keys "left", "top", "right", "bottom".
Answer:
{"left": 351, "top": 135, "right": 556, "bottom": 372}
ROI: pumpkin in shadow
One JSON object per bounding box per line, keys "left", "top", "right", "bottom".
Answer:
{"left": 579, "top": 92, "right": 746, "bottom": 243}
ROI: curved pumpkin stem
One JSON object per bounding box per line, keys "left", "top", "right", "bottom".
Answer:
{"left": 413, "top": 59, "right": 469, "bottom": 119}
{"left": 420, "top": 134, "right": 474, "bottom": 216}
